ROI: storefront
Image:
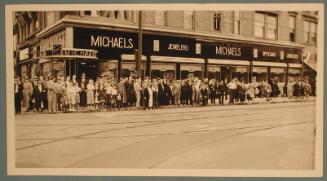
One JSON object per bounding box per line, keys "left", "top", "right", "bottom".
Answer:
{"left": 36, "top": 24, "right": 304, "bottom": 82}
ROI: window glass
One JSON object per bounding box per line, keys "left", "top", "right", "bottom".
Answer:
{"left": 255, "top": 13, "right": 264, "bottom": 38}
{"left": 213, "top": 12, "right": 221, "bottom": 31}
{"left": 303, "top": 21, "right": 309, "bottom": 32}
{"left": 184, "top": 11, "right": 193, "bottom": 29}
{"left": 155, "top": 11, "right": 165, "bottom": 26}
{"left": 289, "top": 16, "right": 295, "bottom": 29}
{"left": 46, "top": 11, "right": 56, "bottom": 26}
{"left": 289, "top": 16, "right": 296, "bottom": 41}
{"left": 310, "top": 22, "right": 317, "bottom": 33}
{"left": 266, "top": 15, "right": 277, "bottom": 39}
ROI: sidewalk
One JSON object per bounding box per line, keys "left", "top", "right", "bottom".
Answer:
{"left": 17, "top": 96, "right": 316, "bottom": 115}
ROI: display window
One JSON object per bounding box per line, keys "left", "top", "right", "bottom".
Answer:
{"left": 270, "top": 67, "right": 286, "bottom": 82}
{"left": 208, "top": 65, "right": 221, "bottom": 80}
{"left": 98, "top": 60, "right": 118, "bottom": 78}
{"left": 151, "top": 63, "right": 176, "bottom": 79}
{"left": 252, "top": 67, "right": 268, "bottom": 82}
{"left": 121, "top": 62, "right": 145, "bottom": 78}
{"left": 180, "top": 64, "right": 204, "bottom": 80}
{"left": 230, "top": 66, "right": 249, "bottom": 83}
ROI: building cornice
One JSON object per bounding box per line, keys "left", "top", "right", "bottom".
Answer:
{"left": 36, "top": 15, "right": 305, "bottom": 49}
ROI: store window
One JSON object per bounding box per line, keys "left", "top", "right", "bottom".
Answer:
{"left": 255, "top": 13, "right": 265, "bottom": 38}
{"left": 151, "top": 63, "right": 176, "bottom": 79}
{"left": 184, "top": 11, "right": 193, "bottom": 29}
{"left": 155, "top": 11, "right": 165, "bottom": 26}
{"left": 270, "top": 67, "right": 286, "bottom": 82}
{"left": 213, "top": 12, "right": 221, "bottom": 31}
{"left": 208, "top": 65, "right": 221, "bottom": 80}
{"left": 180, "top": 64, "right": 204, "bottom": 80}
{"left": 230, "top": 66, "right": 249, "bottom": 83}
{"left": 289, "top": 16, "right": 296, "bottom": 41}
{"left": 288, "top": 68, "right": 301, "bottom": 81}
{"left": 121, "top": 62, "right": 145, "bottom": 79}
{"left": 252, "top": 67, "right": 268, "bottom": 82}
{"left": 98, "top": 61, "right": 118, "bottom": 78}
{"left": 234, "top": 11, "right": 240, "bottom": 35}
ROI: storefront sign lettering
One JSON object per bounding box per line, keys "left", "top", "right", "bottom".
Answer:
{"left": 286, "top": 53, "right": 299, "bottom": 59}
{"left": 91, "top": 35, "right": 134, "bottom": 49}
{"left": 19, "top": 48, "right": 29, "bottom": 61}
{"left": 262, "top": 51, "right": 277, "bottom": 57}
{"left": 45, "top": 48, "right": 98, "bottom": 59}
{"left": 215, "top": 46, "right": 241, "bottom": 56}
{"left": 167, "top": 44, "right": 189, "bottom": 51}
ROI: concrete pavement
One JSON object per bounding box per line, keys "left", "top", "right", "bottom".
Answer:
{"left": 15, "top": 101, "right": 316, "bottom": 169}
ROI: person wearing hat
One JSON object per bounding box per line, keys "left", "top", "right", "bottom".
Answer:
{"left": 134, "top": 78, "right": 142, "bottom": 108}
{"left": 78, "top": 73, "right": 88, "bottom": 109}
{"left": 47, "top": 76, "right": 57, "bottom": 113}
{"left": 14, "top": 77, "right": 23, "bottom": 114}
{"left": 22, "top": 76, "right": 33, "bottom": 112}
{"left": 152, "top": 78, "right": 159, "bottom": 108}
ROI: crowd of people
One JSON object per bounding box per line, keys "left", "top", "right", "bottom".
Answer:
{"left": 14, "top": 73, "right": 313, "bottom": 114}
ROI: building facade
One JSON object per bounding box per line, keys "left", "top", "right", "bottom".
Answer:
{"left": 13, "top": 10, "right": 318, "bottom": 87}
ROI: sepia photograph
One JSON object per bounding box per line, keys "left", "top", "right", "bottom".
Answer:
{"left": 5, "top": 3, "right": 324, "bottom": 177}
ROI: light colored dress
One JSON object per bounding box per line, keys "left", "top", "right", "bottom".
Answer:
{"left": 287, "top": 82, "right": 294, "bottom": 97}
{"left": 87, "top": 84, "right": 95, "bottom": 105}
{"left": 148, "top": 87, "right": 153, "bottom": 108}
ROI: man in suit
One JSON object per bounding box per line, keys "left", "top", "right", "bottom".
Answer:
{"left": 79, "top": 73, "right": 88, "bottom": 108}
{"left": 14, "top": 77, "right": 23, "bottom": 114}
{"left": 47, "top": 76, "right": 57, "bottom": 113}
{"left": 33, "top": 80, "right": 46, "bottom": 112}
{"left": 172, "top": 80, "right": 181, "bottom": 106}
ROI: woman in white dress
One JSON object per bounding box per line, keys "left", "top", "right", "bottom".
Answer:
{"left": 86, "top": 79, "right": 95, "bottom": 110}
{"left": 148, "top": 83, "right": 153, "bottom": 109}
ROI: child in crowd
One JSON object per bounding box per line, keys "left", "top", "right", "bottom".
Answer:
{"left": 66, "top": 82, "right": 76, "bottom": 112}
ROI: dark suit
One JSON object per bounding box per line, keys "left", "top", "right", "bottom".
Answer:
{"left": 143, "top": 87, "right": 150, "bottom": 109}
{"left": 14, "top": 83, "right": 23, "bottom": 113}
{"left": 79, "top": 79, "right": 88, "bottom": 107}
{"left": 33, "top": 84, "right": 46, "bottom": 111}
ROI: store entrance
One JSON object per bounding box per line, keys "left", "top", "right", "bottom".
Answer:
{"left": 221, "top": 66, "right": 230, "bottom": 82}
{"left": 78, "top": 61, "right": 98, "bottom": 81}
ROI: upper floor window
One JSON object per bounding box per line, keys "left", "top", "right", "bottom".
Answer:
{"left": 255, "top": 12, "right": 278, "bottom": 40}
{"left": 266, "top": 15, "right": 277, "bottom": 40}
{"left": 34, "top": 15, "right": 39, "bottom": 31}
{"left": 289, "top": 16, "right": 296, "bottom": 41}
{"left": 184, "top": 11, "right": 193, "bottom": 29}
{"left": 213, "top": 12, "right": 221, "bottom": 31}
{"left": 234, "top": 11, "right": 240, "bottom": 34}
{"left": 155, "top": 11, "right": 165, "bottom": 26}
{"left": 46, "top": 11, "right": 56, "bottom": 26}
{"left": 254, "top": 13, "right": 265, "bottom": 38}
{"left": 304, "top": 20, "right": 317, "bottom": 45}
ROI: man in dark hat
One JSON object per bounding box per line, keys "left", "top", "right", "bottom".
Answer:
{"left": 14, "top": 77, "right": 23, "bottom": 114}
{"left": 79, "top": 73, "right": 88, "bottom": 109}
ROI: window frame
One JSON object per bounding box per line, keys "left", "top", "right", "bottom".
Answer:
{"left": 254, "top": 12, "right": 278, "bottom": 40}
{"left": 213, "top": 12, "right": 222, "bottom": 32}
{"left": 289, "top": 15, "right": 296, "bottom": 42}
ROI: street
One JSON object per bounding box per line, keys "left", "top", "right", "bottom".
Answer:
{"left": 15, "top": 101, "right": 316, "bottom": 169}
